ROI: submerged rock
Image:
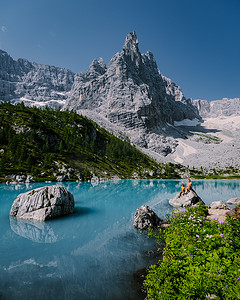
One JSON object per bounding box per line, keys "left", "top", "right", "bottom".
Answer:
{"left": 134, "top": 205, "right": 162, "bottom": 230}
{"left": 9, "top": 185, "right": 75, "bottom": 221}
{"left": 10, "top": 217, "right": 59, "bottom": 243}
{"left": 169, "top": 190, "right": 204, "bottom": 208}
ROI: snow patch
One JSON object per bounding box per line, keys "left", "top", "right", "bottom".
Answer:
{"left": 11, "top": 98, "right": 66, "bottom": 108}
{"left": 174, "top": 118, "right": 201, "bottom": 127}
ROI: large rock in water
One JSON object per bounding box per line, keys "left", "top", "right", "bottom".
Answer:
{"left": 9, "top": 185, "right": 74, "bottom": 221}
{"left": 169, "top": 190, "right": 204, "bottom": 208}
{"left": 134, "top": 205, "right": 162, "bottom": 230}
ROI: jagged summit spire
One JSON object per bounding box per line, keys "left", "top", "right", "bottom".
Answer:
{"left": 122, "top": 31, "right": 142, "bottom": 67}
{"left": 87, "top": 58, "right": 106, "bottom": 77}
{"left": 123, "top": 31, "right": 139, "bottom": 51}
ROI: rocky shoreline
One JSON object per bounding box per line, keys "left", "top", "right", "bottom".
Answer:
{"left": 133, "top": 195, "right": 240, "bottom": 298}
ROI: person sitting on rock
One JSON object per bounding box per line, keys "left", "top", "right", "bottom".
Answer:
{"left": 186, "top": 178, "right": 193, "bottom": 192}
{"left": 179, "top": 184, "right": 185, "bottom": 197}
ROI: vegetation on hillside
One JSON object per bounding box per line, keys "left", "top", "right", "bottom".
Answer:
{"left": 144, "top": 203, "right": 240, "bottom": 299}
{"left": 0, "top": 102, "right": 186, "bottom": 182}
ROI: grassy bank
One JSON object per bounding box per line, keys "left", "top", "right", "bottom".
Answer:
{"left": 144, "top": 203, "right": 240, "bottom": 299}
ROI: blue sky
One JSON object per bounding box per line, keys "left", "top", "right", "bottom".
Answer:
{"left": 0, "top": 0, "right": 239, "bottom": 100}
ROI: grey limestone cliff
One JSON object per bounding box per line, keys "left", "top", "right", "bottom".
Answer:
{"left": 64, "top": 32, "right": 199, "bottom": 127}
{"left": 0, "top": 49, "right": 74, "bottom": 108}
{"left": 193, "top": 98, "right": 240, "bottom": 118}
{"left": 63, "top": 32, "right": 200, "bottom": 156}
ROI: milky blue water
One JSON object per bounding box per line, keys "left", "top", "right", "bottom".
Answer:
{"left": 0, "top": 179, "right": 239, "bottom": 300}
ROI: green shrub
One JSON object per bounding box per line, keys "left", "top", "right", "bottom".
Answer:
{"left": 144, "top": 203, "right": 240, "bottom": 299}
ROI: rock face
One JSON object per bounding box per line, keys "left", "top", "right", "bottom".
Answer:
{"left": 134, "top": 205, "right": 162, "bottom": 229}
{"left": 63, "top": 32, "right": 200, "bottom": 156}
{"left": 193, "top": 98, "right": 240, "bottom": 118}
{"left": 169, "top": 190, "right": 203, "bottom": 208}
{"left": 9, "top": 185, "right": 74, "bottom": 221}
{"left": 0, "top": 49, "right": 74, "bottom": 108}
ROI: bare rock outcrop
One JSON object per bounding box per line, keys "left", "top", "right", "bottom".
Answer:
{"left": 9, "top": 185, "right": 74, "bottom": 221}
{"left": 169, "top": 190, "right": 204, "bottom": 208}
{"left": 134, "top": 205, "right": 162, "bottom": 230}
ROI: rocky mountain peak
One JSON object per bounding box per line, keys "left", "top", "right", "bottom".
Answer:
{"left": 63, "top": 32, "right": 200, "bottom": 157}
{"left": 122, "top": 31, "right": 142, "bottom": 68}
{"left": 98, "top": 57, "right": 106, "bottom": 69}
{"left": 123, "top": 31, "right": 139, "bottom": 52}
{"left": 87, "top": 58, "right": 107, "bottom": 79}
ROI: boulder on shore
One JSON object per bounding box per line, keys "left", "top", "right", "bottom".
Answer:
{"left": 134, "top": 205, "right": 162, "bottom": 230}
{"left": 209, "top": 201, "right": 229, "bottom": 210}
{"left": 9, "top": 185, "right": 75, "bottom": 221}
{"left": 169, "top": 189, "right": 204, "bottom": 208}
{"left": 226, "top": 198, "right": 240, "bottom": 206}
{"left": 226, "top": 206, "right": 240, "bottom": 221}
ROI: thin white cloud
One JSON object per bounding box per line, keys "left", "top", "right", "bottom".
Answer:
{"left": 1, "top": 26, "right": 7, "bottom": 32}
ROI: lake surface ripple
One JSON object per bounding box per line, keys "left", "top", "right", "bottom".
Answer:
{"left": 0, "top": 179, "right": 239, "bottom": 300}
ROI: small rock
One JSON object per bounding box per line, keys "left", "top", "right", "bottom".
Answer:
{"left": 25, "top": 175, "right": 36, "bottom": 183}
{"left": 169, "top": 190, "right": 204, "bottom": 208}
{"left": 9, "top": 185, "right": 75, "bottom": 221}
{"left": 226, "top": 198, "right": 240, "bottom": 206}
{"left": 210, "top": 201, "right": 229, "bottom": 210}
{"left": 56, "top": 175, "right": 66, "bottom": 182}
{"left": 226, "top": 206, "right": 240, "bottom": 220}
{"left": 207, "top": 208, "right": 229, "bottom": 223}
{"left": 134, "top": 205, "right": 162, "bottom": 230}
{"left": 15, "top": 175, "right": 26, "bottom": 183}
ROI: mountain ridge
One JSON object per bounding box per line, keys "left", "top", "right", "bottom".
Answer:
{"left": 63, "top": 32, "right": 200, "bottom": 156}
{"left": 0, "top": 32, "right": 239, "bottom": 172}
{"left": 0, "top": 49, "right": 74, "bottom": 108}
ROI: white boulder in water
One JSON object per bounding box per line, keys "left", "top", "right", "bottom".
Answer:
{"left": 9, "top": 185, "right": 75, "bottom": 221}
{"left": 134, "top": 205, "right": 162, "bottom": 230}
{"left": 169, "top": 190, "right": 204, "bottom": 208}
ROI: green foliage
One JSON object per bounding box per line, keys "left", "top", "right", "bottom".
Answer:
{"left": 0, "top": 102, "right": 185, "bottom": 181}
{"left": 144, "top": 203, "right": 240, "bottom": 299}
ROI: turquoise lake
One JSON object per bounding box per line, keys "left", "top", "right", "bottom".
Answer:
{"left": 0, "top": 179, "right": 239, "bottom": 300}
